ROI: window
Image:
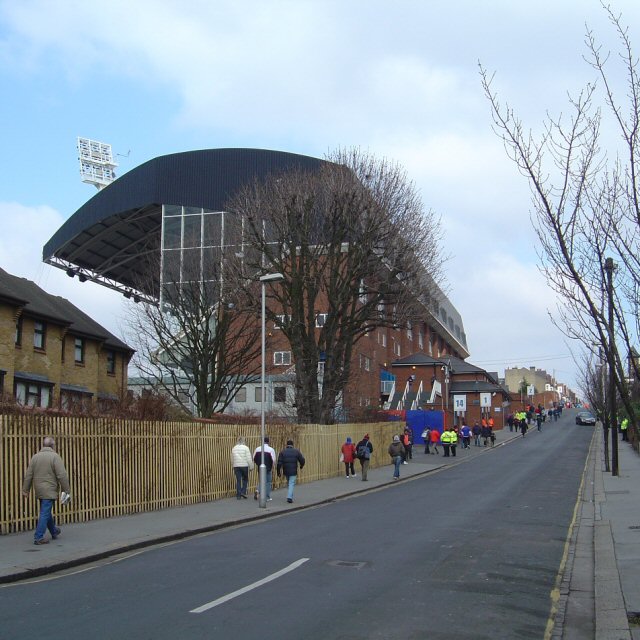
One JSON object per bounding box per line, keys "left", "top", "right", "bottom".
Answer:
{"left": 15, "top": 317, "right": 22, "bottom": 346}
{"left": 15, "top": 381, "right": 51, "bottom": 408}
{"left": 394, "top": 341, "right": 401, "bottom": 357}
{"left": 407, "top": 322, "right": 413, "bottom": 341}
{"left": 274, "top": 351, "right": 292, "bottom": 366}
{"left": 33, "top": 321, "right": 46, "bottom": 350}
{"left": 60, "top": 390, "right": 91, "bottom": 412}
{"left": 106, "top": 350, "right": 116, "bottom": 375}
{"left": 378, "top": 331, "right": 386, "bottom": 347}
{"left": 418, "top": 331, "right": 424, "bottom": 350}
{"left": 74, "top": 337, "right": 85, "bottom": 364}
{"left": 274, "top": 314, "right": 290, "bottom": 329}
{"left": 255, "top": 387, "right": 263, "bottom": 403}
{"left": 315, "top": 313, "right": 327, "bottom": 328}
{"left": 359, "top": 279, "right": 367, "bottom": 304}
{"left": 360, "top": 354, "right": 371, "bottom": 371}
{"left": 235, "top": 387, "right": 247, "bottom": 403}
{"left": 274, "top": 386, "right": 286, "bottom": 403}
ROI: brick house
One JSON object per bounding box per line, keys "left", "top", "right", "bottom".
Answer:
{"left": 0, "top": 268, "right": 133, "bottom": 410}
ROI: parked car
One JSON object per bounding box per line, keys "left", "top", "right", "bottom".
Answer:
{"left": 576, "top": 412, "right": 596, "bottom": 425}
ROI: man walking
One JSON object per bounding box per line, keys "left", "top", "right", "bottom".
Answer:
{"left": 388, "top": 435, "right": 404, "bottom": 480}
{"left": 277, "top": 439, "right": 305, "bottom": 503}
{"left": 253, "top": 436, "right": 276, "bottom": 501}
{"left": 22, "top": 436, "right": 70, "bottom": 545}
{"left": 355, "top": 434, "right": 373, "bottom": 480}
{"left": 231, "top": 436, "right": 254, "bottom": 499}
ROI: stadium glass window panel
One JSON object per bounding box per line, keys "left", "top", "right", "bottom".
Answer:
{"left": 162, "top": 250, "right": 181, "bottom": 283}
{"left": 203, "top": 212, "right": 223, "bottom": 247}
{"left": 163, "top": 215, "right": 182, "bottom": 250}
{"left": 181, "top": 248, "right": 203, "bottom": 283}
{"left": 183, "top": 214, "right": 202, "bottom": 249}
{"left": 164, "top": 204, "right": 182, "bottom": 217}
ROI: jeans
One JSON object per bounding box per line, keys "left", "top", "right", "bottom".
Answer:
{"left": 393, "top": 455, "right": 402, "bottom": 478}
{"left": 474, "top": 435, "right": 481, "bottom": 446}
{"left": 234, "top": 467, "right": 249, "bottom": 497}
{"left": 287, "top": 475, "right": 297, "bottom": 500}
{"left": 35, "top": 499, "right": 57, "bottom": 541}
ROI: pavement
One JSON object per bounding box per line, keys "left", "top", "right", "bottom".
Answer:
{"left": 1, "top": 421, "right": 639, "bottom": 639}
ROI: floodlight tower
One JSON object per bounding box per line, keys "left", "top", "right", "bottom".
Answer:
{"left": 77, "top": 137, "right": 118, "bottom": 190}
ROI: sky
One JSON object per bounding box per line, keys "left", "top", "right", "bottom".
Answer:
{"left": 2, "top": 0, "right": 639, "bottom": 396}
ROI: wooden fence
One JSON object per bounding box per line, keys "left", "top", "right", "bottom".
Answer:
{"left": 1, "top": 414, "right": 398, "bottom": 534}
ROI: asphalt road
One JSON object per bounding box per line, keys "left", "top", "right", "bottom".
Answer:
{"left": 0, "top": 415, "right": 593, "bottom": 640}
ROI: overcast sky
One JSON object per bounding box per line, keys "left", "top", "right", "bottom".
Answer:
{"left": 2, "top": 0, "right": 639, "bottom": 395}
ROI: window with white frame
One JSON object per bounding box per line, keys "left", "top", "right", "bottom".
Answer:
{"left": 15, "top": 380, "right": 52, "bottom": 408}
{"left": 315, "top": 313, "right": 327, "bottom": 328}
{"left": 74, "top": 337, "right": 85, "bottom": 364}
{"left": 274, "top": 314, "right": 290, "bottom": 329}
{"left": 360, "top": 354, "right": 371, "bottom": 371}
{"left": 418, "top": 331, "right": 424, "bottom": 349}
{"left": 378, "top": 331, "right": 386, "bottom": 347}
{"left": 407, "top": 321, "right": 413, "bottom": 341}
{"left": 394, "top": 341, "right": 401, "bottom": 357}
{"left": 274, "top": 351, "right": 292, "bottom": 366}
{"left": 33, "top": 321, "right": 46, "bottom": 350}
{"left": 359, "top": 279, "right": 367, "bottom": 304}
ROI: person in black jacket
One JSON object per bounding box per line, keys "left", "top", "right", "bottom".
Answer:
{"left": 354, "top": 434, "right": 374, "bottom": 481}
{"left": 277, "top": 440, "right": 305, "bottom": 503}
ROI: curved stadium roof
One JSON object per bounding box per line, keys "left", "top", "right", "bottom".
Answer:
{"left": 43, "top": 148, "right": 326, "bottom": 299}
{"left": 43, "top": 147, "right": 468, "bottom": 356}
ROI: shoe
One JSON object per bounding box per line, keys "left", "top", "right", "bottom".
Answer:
{"left": 241, "top": 493, "right": 248, "bottom": 499}
{"left": 254, "top": 491, "right": 258, "bottom": 500}
{"left": 346, "top": 475, "right": 350, "bottom": 478}
{"left": 34, "top": 538, "right": 49, "bottom": 545}
{"left": 352, "top": 473, "right": 356, "bottom": 477}
{"left": 402, "top": 461, "right": 408, "bottom": 465}
{"left": 267, "top": 498, "right": 272, "bottom": 501}
{"left": 287, "top": 498, "right": 293, "bottom": 503}
{"left": 52, "top": 528, "right": 61, "bottom": 540}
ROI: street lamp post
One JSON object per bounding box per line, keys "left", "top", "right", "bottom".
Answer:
{"left": 605, "top": 257, "right": 618, "bottom": 476}
{"left": 259, "top": 273, "right": 284, "bottom": 508}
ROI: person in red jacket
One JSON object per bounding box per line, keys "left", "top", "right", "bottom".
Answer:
{"left": 429, "top": 427, "right": 441, "bottom": 454}
{"left": 341, "top": 437, "right": 357, "bottom": 478}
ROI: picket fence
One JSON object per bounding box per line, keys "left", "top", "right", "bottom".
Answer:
{"left": 0, "top": 414, "right": 396, "bottom": 534}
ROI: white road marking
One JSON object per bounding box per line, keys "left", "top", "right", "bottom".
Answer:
{"left": 190, "top": 557, "right": 310, "bottom": 614}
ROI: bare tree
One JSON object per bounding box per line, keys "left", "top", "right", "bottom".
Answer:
{"left": 227, "top": 148, "right": 446, "bottom": 424}
{"left": 480, "top": 5, "right": 639, "bottom": 451}
{"left": 125, "top": 251, "right": 261, "bottom": 419}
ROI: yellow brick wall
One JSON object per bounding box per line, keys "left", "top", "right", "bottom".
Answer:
{"left": 1, "top": 300, "right": 130, "bottom": 407}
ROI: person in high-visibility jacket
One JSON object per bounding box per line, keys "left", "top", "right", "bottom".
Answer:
{"left": 621, "top": 418, "right": 629, "bottom": 442}
{"left": 440, "top": 427, "right": 457, "bottom": 457}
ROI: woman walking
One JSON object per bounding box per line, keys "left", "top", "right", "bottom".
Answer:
{"left": 341, "top": 437, "right": 357, "bottom": 478}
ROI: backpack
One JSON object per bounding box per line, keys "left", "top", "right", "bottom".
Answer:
{"left": 357, "top": 442, "right": 370, "bottom": 459}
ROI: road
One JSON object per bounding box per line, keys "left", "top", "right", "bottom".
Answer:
{"left": 0, "top": 414, "right": 593, "bottom": 640}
